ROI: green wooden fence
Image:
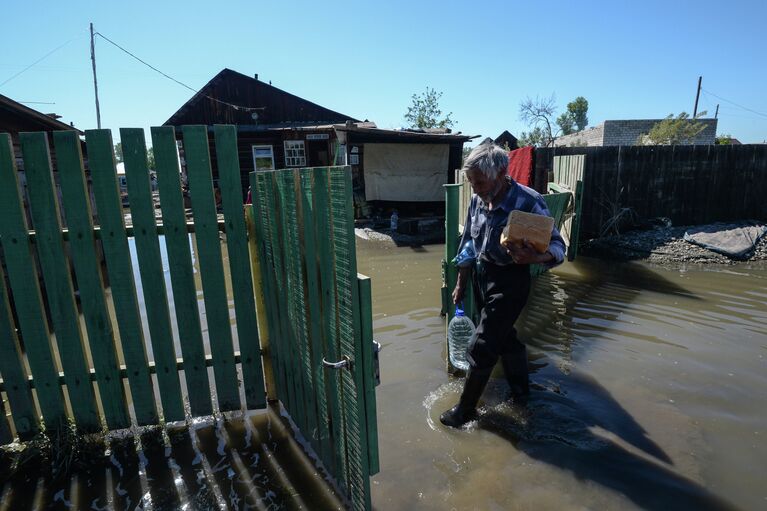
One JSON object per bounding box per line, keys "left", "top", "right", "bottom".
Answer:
{"left": 0, "top": 126, "right": 378, "bottom": 510}
{"left": 248, "top": 165, "right": 379, "bottom": 511}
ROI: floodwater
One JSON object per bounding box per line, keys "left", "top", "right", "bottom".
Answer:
{"left": 3, "top": 236, "right": 766, "bottom": 510}
{"left": 356, "top": 240, "right": 767, "bottom": 511}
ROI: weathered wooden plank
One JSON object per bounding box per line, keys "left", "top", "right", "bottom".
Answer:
{"left": 213, "top": 125, "right": 266, "bottom": 410}
{"left": 283, "top": 169, "right": 317, "bottom": 450}
{"left": 21, "top": 132, "right": 100, "bottom": 431}
{"left": 150, "top": 126, "right": 213, "bottom": 418}
{"left": 299, "top": 168, "right": 333, "bottom": 473}
{"left": 0, "top": 262, "right": 39, "bottom": 438}
{"left": 244, "top": 204, "right": 277, "bottom": 401}
{"left": 85, "top": 129, "right": 158, "bottom": 426}
{"left": 181, "top": 125, "right": 240, "bottom": 411}
{"left": 19, "top": 133, "right": 103, "bottom": 432}
{"left": 313, "top": 166, "right": 347, "bottom": 491}
{"left": 121, "top": 128, "right": 185, "bottom": 422}
{"left": 330, "top": 166, "right": 371, "bottom": 511}
{"left": 53, "top": 131, "right": 130, "bottom": 429}
{"left": 0, "top": 134, "right": 66, "bottom": 428}
{"left": 276, "top": 170, "right": 311, "bottom": 434}
{"left": 264, "top": 171, "right": 298, "bottom": 415}
{"left": 356, "top": 275, "right": 379, "bottom": 476}
{"left": 252, "top": 171, "right": 289, "bottom": 407}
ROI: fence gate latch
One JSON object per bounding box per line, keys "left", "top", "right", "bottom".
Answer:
{"left": 373, "top": 340, "right": 382, "bottom": 386}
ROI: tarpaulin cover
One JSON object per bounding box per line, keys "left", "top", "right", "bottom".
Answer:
{"left": 683, "top": 221, "right": 767, "bottom": 258}
{"left": 363, "top": 143, "right": 449, "bottom": 201}
{"left": 507, "top": 146, "right": 534, "bottom": 187}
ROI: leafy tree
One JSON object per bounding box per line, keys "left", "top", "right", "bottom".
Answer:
{"left": 567, "top": 96, "right": 589, "bottom": 131}
{"left": 556, "top": 112, "right": 575, "bottom": 135}
{"left": 146, "top": 147, "right": 155, "bottom": 170}
{"left": 114, "top": 142, "right": 123, "bottom": 163}
{"left": 519, "top": 95, "right": 558, "bottom": 147}
{"left": 405, "top": 87, "right": 454, "bottom": 129}
{"left": 517, "top": 126, "right": 549, "bottom": 147}
{"left": 716, "top": 134, "right": 733, "bottom": 145}
{"left": 555, "top": 96, "right": 589, "bottom": 135}
{"left": 638, "top": 112, "right": 708, "bottom": 145}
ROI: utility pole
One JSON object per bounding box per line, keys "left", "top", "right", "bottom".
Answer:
{"left": 715, "top": 104, "right": 719, "bottom": 119}
{"left": 90, "top": 23, "right": 102, "bottom": 129}
{"left": 693, "top": 75, "right": 702, "bottom": 118}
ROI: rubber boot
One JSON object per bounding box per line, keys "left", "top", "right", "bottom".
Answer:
{"left": 501, "top": 346, "right": 530, "bottom": 400}
{"left": 440, "top": 367, "right": 492, "bottom": 428}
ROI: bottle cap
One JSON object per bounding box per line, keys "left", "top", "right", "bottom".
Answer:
{"left": 454, "top": 306, "right": 465, "bottom": 317}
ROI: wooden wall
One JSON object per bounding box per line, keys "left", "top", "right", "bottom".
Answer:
{"left": 536, "top": 145, "right": 767, "bottom": 239}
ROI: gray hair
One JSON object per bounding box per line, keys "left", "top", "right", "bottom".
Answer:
{"left": 461, "top": 139, "right": 509, "bottom": 180}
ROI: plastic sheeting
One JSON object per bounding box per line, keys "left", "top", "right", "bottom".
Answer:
{"left": 363, "top": 143, "right": 449, "bottom": 202}
{"left": 683, "top": 221, "right": 767, "bottom": 259}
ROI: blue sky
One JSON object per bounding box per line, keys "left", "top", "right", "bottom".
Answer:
{"left": 2, "top": 0, "right": 766, "bottom": 144}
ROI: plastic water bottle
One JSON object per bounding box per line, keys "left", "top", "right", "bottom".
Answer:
{"left": 447, "top": 305, "right": 474, "bottom": 371}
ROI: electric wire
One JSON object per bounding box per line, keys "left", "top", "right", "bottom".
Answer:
{"left": 702, "top": 89, "right": 767, "bottom": 119}
{"left": 94, "top": 31, "right": 264, "bottom": 113}
{"left": 0, "top": 38, "right": 79, "bottom": 87}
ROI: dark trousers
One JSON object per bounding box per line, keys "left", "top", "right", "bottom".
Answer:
{"left": 467, "top": 260, "right": 531, "bottom": 370}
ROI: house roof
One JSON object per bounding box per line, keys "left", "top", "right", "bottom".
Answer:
{"left": 334, "top": 123, "right": 477, "bottom": 143}
{"left": 0, "top": 93, "right": 82, "bottom": 134}
{"left": 164, "top": 68, "right": 359, "bottom": 127}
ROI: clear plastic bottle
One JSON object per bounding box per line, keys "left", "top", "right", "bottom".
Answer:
{"left": 447, "top": 305, "right": 474, "bottom": 371}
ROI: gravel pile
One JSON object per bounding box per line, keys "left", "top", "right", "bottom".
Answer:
{"left": 583, "top": 224, "right": 767, "bottom": 265}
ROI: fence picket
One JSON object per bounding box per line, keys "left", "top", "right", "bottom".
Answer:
{"left": 330, "top": 166, "right": 371, "bottom": 511}
{"left": 0, "top": 134, "right": 66, "bottom": 429}
{"left": 251, "top": 171, "right": 287, "bottom": 405}
{"left": 314, "top": 166, "right": 348, "bottom": 494}
{"left": 86, "top": 129, "right": 158, "bottom": 426}
{"left": 182, "top": 126, "right": 239, "bottom": 411}
{"left": 299, "top": 168, "right": 333, "bottom": 472}
{"left": 150, "top": 127, "right": 213, "bottom": 417}
{"left": 0, "top": 262, "right": 38, "bottom": 438}
{"left": 121, "top": 129, "right": 185, "bottom": 422}
{"left": 213, "top": 125, "right": 266, "bottom": 410}
{"left": 53, "top": 131, "right": 130, "bottom": 429}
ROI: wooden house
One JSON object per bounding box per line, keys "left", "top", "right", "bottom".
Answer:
{"left": 0, "top": 93, "right": 82, "bottom": 171}
{"left": 164, "top": 69, "right": 475, "bottom": 219}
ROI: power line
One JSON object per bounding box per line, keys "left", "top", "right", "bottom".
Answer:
{"left": 0, "top": 38, "right": 79, "bottom": 87}
{"left": 701, "top": 89, "right": 767, "bottom": 119}
{"left": 94, "top": 31, "right": 264, "bottom": 113}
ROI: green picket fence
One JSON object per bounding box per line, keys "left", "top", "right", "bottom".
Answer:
{"left": 0, "top": 126, "right": 379, "bottom": 510}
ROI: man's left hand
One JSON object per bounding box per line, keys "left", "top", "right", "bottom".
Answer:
{"left": 505, "top": 239, "right": 552, "bottom": 265}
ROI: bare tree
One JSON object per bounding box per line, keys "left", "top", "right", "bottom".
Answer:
{"left": 519, "top": 95, "right": 559, "bottom": 147}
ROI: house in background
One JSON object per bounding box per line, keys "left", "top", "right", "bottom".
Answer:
{"left": 0, "top": 93, "right": 82, "bottom": 171}
{"left": 165, "top": 68, "right": 474, "bottom": 220}
{"left": 494, "top": 130, "right": 519, "bottom": 150}
{"left": 553, "top": 118, "right": 718, "bottom": 147}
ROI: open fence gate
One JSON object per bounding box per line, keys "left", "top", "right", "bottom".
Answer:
{"left": 0, "top": 125, "right": 379, "bottom": 511}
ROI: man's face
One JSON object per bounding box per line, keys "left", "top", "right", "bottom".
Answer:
{"left": 467, "top": 170, "right": 504, "bottom": 204}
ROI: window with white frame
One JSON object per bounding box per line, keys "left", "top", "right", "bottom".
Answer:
{"left": 284, "top": 140, "right": 306, "bottom": 167}
{"left": 252, "top": 145, "right": 275, "bottom": 172}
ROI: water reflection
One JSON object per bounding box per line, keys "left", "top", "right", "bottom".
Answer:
{"left": 0, "top": 408, "right": 344, "bottom": 510}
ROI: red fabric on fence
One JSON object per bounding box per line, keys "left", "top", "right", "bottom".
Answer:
{"left": 507, "top": 146, "right": 534, "bottom": 187}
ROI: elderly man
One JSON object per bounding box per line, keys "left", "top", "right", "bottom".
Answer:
{"left": 440, "top": 140, "right": 566, "bottom": 428}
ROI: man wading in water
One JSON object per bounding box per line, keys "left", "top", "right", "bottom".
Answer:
{"left": 440, "top": 141, "right": 566, "bottom": 428}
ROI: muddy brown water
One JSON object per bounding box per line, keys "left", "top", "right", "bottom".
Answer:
{"left": 355, "top": 240, "right": 766, "bottom": 511}
{"left": 2, "top": 237, "right": 766, "bottom": 510}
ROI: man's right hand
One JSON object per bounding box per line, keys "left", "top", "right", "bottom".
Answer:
{"left": 452, "top": 284, "right": 465, "bottom": 305}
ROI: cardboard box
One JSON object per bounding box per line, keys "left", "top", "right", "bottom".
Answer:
{"left": 501, "top": 210, "right": 554, "bottom": 253}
